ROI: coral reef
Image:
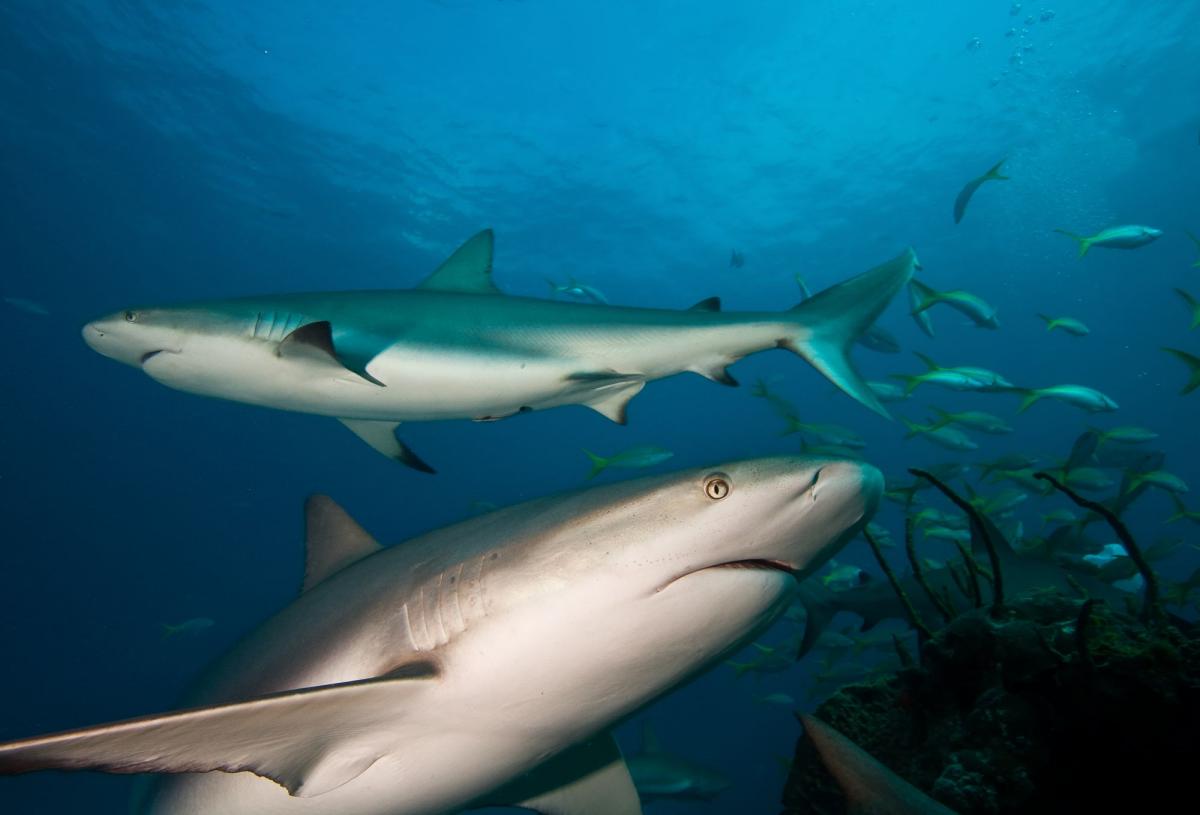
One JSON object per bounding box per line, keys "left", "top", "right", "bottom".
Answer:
{"left": 780, "top": 589, "right": 1200, "bottom": 814}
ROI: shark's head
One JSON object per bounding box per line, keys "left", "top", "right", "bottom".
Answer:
{"left": 480, "top": 455, "right": 882, "bottom": 712}
{"left": 82, "top": 306, "right": 221, "bottom": 369}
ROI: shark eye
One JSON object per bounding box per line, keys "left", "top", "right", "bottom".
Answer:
{"left": 704, "top": 475, "right": 731, "bottom": 500}
{"left": 124, "top": 310, "right": 138, "bottom": 323}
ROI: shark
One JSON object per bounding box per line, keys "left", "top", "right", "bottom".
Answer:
{"left": 0, "top": 455, "right": 882, "bottom": 815}
{"left": 81, "top": 230, "right": 917, "bottom": 471}
{"left": 626, "top": 722, "right": 730, "bottom": 803}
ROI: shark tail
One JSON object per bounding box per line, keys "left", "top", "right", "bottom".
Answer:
{"left": 784, "top": 248, "right": 918, "bottom": 418}
{"left": 1015, "top": 388, "right": 1043, "bottom": 413}
{"left": 985, "top": 158, "right": 1009, "bottom": 181}
{"left": 582, "top": 449, "right": 608, "bottom": 479}
{"left": 1054, "top": 228, "right": 1092, "bottom": 258}
{"left": 1174, "top": 288, "right": 1200, "bottom": 330}
{"left": 1163, "top": 348, "right": 1200, "bottom": 395}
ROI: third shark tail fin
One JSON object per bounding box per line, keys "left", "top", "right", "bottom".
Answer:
{"left": 1053, "top": 229, "right": 1092, "bottom": 258}
{"left": 783, "top": 248, "right": 918, "bottom": 418}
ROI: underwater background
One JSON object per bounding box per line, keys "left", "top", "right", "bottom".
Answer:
{"left": 1, "top": 1, "right": 1198, "bottom": 812}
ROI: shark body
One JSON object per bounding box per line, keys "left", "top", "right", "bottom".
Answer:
{"left": 0, "top": 456, "right": 882, "bottom": 815}
{"left": 82, "top": 231, "right": 917, "bottom": 470}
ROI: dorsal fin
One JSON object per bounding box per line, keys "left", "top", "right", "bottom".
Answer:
{"left": 303, "top": 495, "right": 382, "bottom": 592}
{"left": 640, "top": 721, "right": 662, "bottom": 755}
{"left": 417, "top": 230, "right": 499, "bottom": 294}
{"left": 799, "top": 714, "right": 959, "bottom": 815}
{"left": 688, "top": 296, "right": 721, "bottom": 312}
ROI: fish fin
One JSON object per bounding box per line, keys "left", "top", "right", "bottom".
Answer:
{"left": 688, "top": 296, "right": 721, "bottom": 312}
{"left": 912, "top": 351, "right": 939, "bottom": 370}
{"left": 498, "top": 733, "right": 641, "bottom": 815}
{"left": 798, "top": 715, "right": 957, "bottom": 815}
{"left": 793, "top": 585, "right": 835, "bottom": 661}
{"left": 639, "top": 722, "right": 662, "bottom": 755}
{"left": 417, "top": 229, "right": 499, "bottom": 294}
{"left": 1014, "top": 388, "right": 1041, "bottom": 413}
{"left": 907, "top": 279, "right": 939, "bottom": 314}
{"left": 900, "top": 417, "right": 923, "bottom": 439}
{"left": 1163, "top": 348, "right": 1200, "bottom": 395}
{"left": 338, "top": 419, "right": 436, "bottom": 473}
{"left": 573, "top": 376, "right": 646, "bottom": 424}
{"left": 582, "top": 449, "right": 608, "bottom": 479}
{"left": 1053, "top": 229, "right": 1091, "bottom": 258}
{"left": 1036, "top": 313, "right": 1055, "bottom": 330}
{"left": 794, "top": 274, "right": 813, "bottom": 301}
{"left": 302, "top": 495, "right": 382, "bottom": 593}
{"left": 783, "top": 248, "right": 917, "bottom": 418}
{"left": 693, "top": 361, "right": 738, "bottom": 386}
{"left": 985, "top": 158, "right": 1009, "bottom": 181}
{"left": 889, "top": 374, "right": 922, "bottom": 396}
{"left": 277, "top": 322, "right": 387, "bottom": 387}
{"left": 906, "top": 281, "right": 936, "bottom": 337}
{"left": 1174, "top": 288, "right": 1200, "bottom": 330}
{"left": 0, "top": 671, "right": 439, "bottom": 798}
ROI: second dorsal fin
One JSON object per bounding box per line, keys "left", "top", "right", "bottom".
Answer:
{"left": 418, "top": 230, "right": 499, "bottom": 294}
{"left": 303, "top": 495, "right": 382, "bottom": 592}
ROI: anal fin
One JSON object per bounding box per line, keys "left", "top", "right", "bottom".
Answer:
{"left": 493, "top": 732, "right": 642, "bottom": 815}
{"left": 338, "top": 419, "right": 435, "bottom": 473}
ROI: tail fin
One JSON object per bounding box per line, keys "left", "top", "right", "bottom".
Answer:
{"left": 1015, "top": 388, "right": 1042, "bottom": 413}
{"left": 160, "top": 624, "right": 176, "bottom": 640}
{"left": 1188, "top": 230, "right": 1200, "bottom": 267}
{"left": 985, "top": 158, "right": 1009, "bottom": 181}
{"left": 907, "top": 281, "right": 935, "bottom": 337}
{"left": 1054, "top": 228, "right": 1092, "bottom": 258}
{"left": 1036, "top": 313, "right": 1055, "bottom": 331}
{"left": 900, "top": 417, "right": 924, "bottom": 439}
{"left": 1163, "top": 347, "right": 1200, "bottom": 394}
{"left": 890, "top": 373, "right": 923, "bottom": 396}
{"left": 908, "top": 278, "right": 939, "bottom": 315}
{"left": 926, "top": 407, "right": 953, "bottom": 430}
{"left": 912, "top": 351, "right": 940, "bottom": 370}
{"left": 545, "top": 278, "right": 560, "bottom": 297}
{"left": 725, "top": 661, "right": 753, "bottom": 678}
{"left": 784, "top": 248, "right": 917, "bottom": 418}
{"left": 582, "top": 449, "right": 608, "bottom": 479}
{"left": 1173, "top": 288, "right": 1200, "bottom": 330}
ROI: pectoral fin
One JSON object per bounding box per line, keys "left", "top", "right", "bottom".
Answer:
{"left": 278, "top": 321, "right": 386, "bottom": 387}
{"left": 496, "top": 733, "right": 642, "bottom": 815}
{"left": 0, "top": 673, "right": 437, "bottom": 798}
{"left": 339, "top": 419, "right": 436, "bottom": 473}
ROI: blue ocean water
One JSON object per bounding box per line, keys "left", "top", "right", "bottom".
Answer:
{"left": 1, "top": 1, "right": 1198, "bottom": 812}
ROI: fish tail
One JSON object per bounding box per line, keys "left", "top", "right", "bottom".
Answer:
{"left": 1163, "top": 347, "right": 1200, "bottom": 395}
{"left": 725, "top": 660, "right": 752, "bottom": 678}
{"left": 900, "top": 417, "right": 923, "bottom": 439}
{"left": 1015, "top": 388, "right": 1042, "bottom": 413}
{"left": 985, "top": 158, "right": 1009, "bottom": 181}
{"left": 544, "top": 278, "right": 560, "bottom": 296}
{"left": 1174, "top": 288, "right": 1200, "bottom": 330}
{"left": 160, "top": 624, "right": 176, "bottom": 640}
{"left": 582, "top": 449, "right": 608, "bottom": 479}
{"left": 1053, "top": 229, "right": 1091, "bottom": 258}
{"left": 890, "top": 373, "right": 922, "bottom": 396}
{"left": 784, "top": 249, "right": 918, "bottom": 418}
{"left": 1036, "top": 313, "right": 1056, "bottom": 331}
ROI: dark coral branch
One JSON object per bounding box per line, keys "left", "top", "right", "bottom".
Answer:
{"left": 863, "top": 526, "right": 934, "bottom": 641}
{"left": 905, "top": 513, "right": 955, "bottom": 623}
{"left": 951, "top": 539, "right": 983, "bottom": 608}
{"left": 1033, "top": 471, "right": 1163, "bottom": 623}
{"left": 910, "top": 468, "right": 1005, "bottom": 616}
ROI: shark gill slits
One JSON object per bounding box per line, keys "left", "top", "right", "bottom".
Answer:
{"left": 704, "top": 474, "right": 731, "bottom": 500}
{"left": 140, "top": 350, "right": 162, "bottom": 364}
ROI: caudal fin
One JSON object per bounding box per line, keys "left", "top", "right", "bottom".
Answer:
{"left": 1163, "top": 348, "right": 1200, "bottom": 395}
{"left": 1188, "top": 230, "right": 1200, "bottom": 267}
{"left": 1053, "top": 229, "right": 1092, "bottom": 258}
{"left": 582, "top": 449, "right": 608, "bottom": 479}
{"left": 785, "top": 248, "right": 918, "bottom": 418}
{"left": 1173, "top": 288, "right": 1200, "bottom": 330}
{"left": 1014, "top": 387, "right": 1042, "bottom": 413}
{"left": 985, "top": 158, "right": 1009, "bottom": 181}
{"left": 1036, "top": 313, "right": 1055, "bottom": 331}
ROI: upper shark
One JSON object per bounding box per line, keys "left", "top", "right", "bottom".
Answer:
{"left": 0, "top": 455, "right": 882, "bottom": 815}
{"left": 81, "top": 230, "right": 917, "bottom": 471}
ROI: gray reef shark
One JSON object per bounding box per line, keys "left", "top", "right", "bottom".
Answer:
{"left": 0, "top": 455, "right": 882, "bottom": 815}
{"left": 626, "top": 722, "right": 730, "bottom": 803}
{"left": 81, "top": 230, "right": 917, "bottom": 471}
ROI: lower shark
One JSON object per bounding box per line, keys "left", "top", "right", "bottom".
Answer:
{"left": 626, "top": 722, "right": 730, "bottom": 803}
{"left": 82, "top": 230, "right": 917, "bottom": 471}
{"left": 0, "top": 455, "right": 882, "bottom": 815}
